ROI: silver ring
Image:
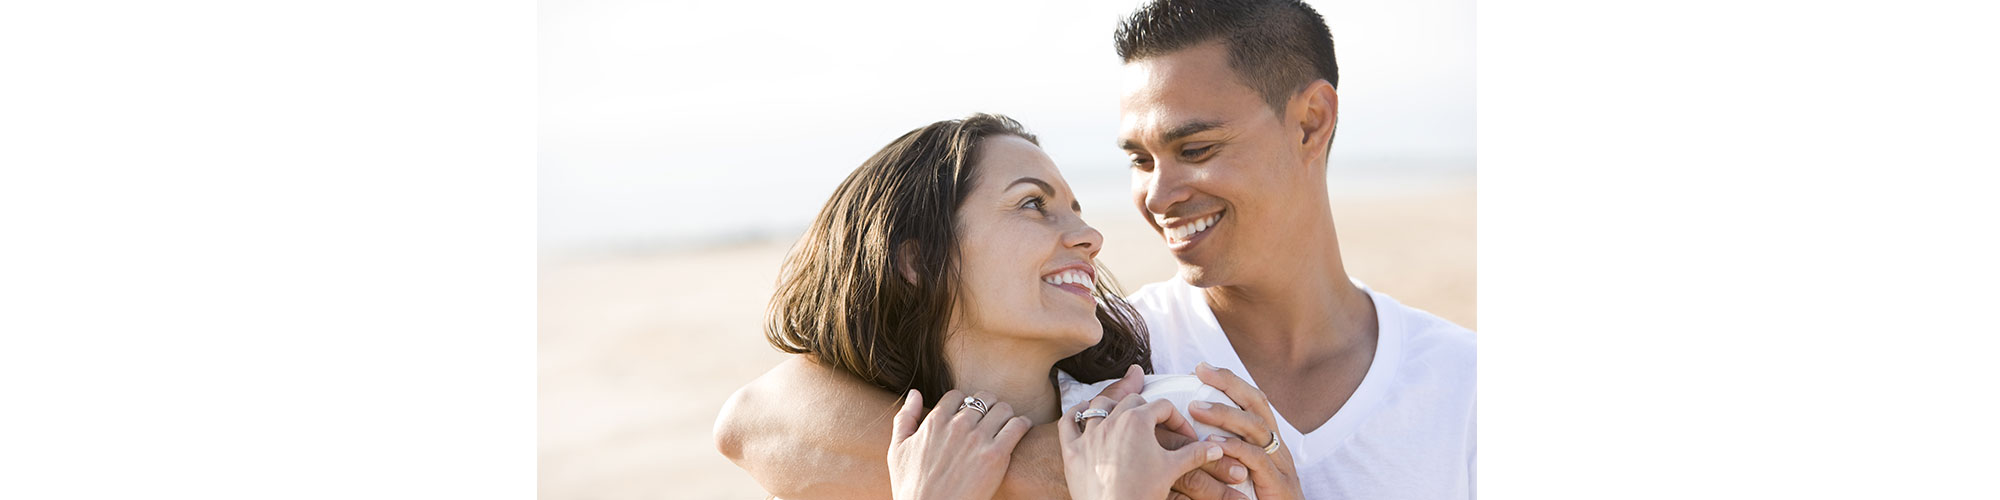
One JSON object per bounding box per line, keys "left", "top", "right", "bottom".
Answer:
{"left": 1261, "top": 430, "right": 1281, "bottom": 454}
{"left": 958, "top": 396, "right": 990, "bottom": 415}
{"left": 1073, "top": 408, "right": 1110, "bottom": 426}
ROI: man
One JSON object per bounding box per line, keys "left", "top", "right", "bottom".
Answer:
{"left": 714, "top": 1, "right": 1474, "bottom": 498}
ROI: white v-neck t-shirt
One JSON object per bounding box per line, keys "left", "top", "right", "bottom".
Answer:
{"left": 1126, "top": 278, "right": 1477, "bottom": 499}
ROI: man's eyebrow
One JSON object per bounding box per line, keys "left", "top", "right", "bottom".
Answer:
{"left": 1118, "top": 119, "right": 1228, "bottom": 151}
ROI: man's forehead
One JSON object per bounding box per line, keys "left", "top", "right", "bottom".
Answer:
{"left": 1116, "top": 46, "right": 1260, "bottom": 145}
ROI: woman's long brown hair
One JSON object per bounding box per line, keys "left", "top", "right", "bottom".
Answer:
{"left": 764, "top": 113, "right": 1151, "bottom": 408}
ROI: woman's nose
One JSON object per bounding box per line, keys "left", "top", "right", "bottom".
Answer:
{"left": 1066, "top": 220, "right": 1105, "bottom": 257}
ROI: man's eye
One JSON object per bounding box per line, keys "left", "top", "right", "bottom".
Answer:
{"left": 1129, "top": 157, "right": 1153, "bottom": 171}
{"left": 1180, "top": 145, "right": 1214, "bottom": 160}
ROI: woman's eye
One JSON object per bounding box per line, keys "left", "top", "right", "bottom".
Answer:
{"left": 1022, "top": 196, "right": 1046, "bottom": 211}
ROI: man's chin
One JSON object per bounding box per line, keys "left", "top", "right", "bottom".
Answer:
{"left": 1175, "top": 264, "right": 1224, "bottom": 288}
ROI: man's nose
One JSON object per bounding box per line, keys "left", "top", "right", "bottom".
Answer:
{"left": 1143, "top": 159, "right": 1193, "bottom": 217}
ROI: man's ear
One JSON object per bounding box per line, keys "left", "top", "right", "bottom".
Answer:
{"left": 895, "top": 241, "right": 922, "bottom": 286}
{"left": 1292, "top": 79, "right": 1338, "bottom": 161}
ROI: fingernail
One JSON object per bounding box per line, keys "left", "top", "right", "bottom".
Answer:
{"left": 1206, "top": 444, "right": 1223, "bottom": 461}
{"left": 908, "top": 389, "right": 919, "bottom": 399}
{"left": 1193, "top": 401, "right": 1211, "bottom": 410}
{"left": 1197, "top": 362, "right": 1214, "bottom": 372}
{"left": 1230, "top": 465, "right": 1246, "bottom": 482}
{"left": 1208, "top": 435, "right": 1226, "bottom": 442}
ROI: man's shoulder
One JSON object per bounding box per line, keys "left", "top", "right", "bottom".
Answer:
{"left": 723, "top": 356, "right": 890, "bottom": 413}
{"left": 714, "top": 356, "right": 894, "bottom": 456}
{"left": 714, "top": 356, "right": 901, "bottom": 499}
{"left": 1373, "top": 292, "right": 1475, "bottom": 375}
{"left": 1125, "top": 278, "right": 1195, "bottom": 311}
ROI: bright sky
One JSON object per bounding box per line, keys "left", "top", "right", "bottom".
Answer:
{"left": 541, "top": 0, "right": 1473, "bottom": 251}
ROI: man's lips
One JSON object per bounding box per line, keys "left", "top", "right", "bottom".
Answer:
{"left": 1159, "top": 211, "right": 1223, "bottom": 246}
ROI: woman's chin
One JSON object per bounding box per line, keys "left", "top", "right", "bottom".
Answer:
{"left": 1062, "top": 324, "right": 1106, "bottom": 353}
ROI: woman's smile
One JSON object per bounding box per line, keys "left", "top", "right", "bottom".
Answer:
{"left": 1040, "top": 264, "right": 1096, "bottom": 301}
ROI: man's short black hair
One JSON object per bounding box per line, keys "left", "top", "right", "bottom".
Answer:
{"left": 1115, "top": 0, "right": 1338, "bottom": 117}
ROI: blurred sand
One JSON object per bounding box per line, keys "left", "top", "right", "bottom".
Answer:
{"left": 538, "top": 176, "right": 1474, "bottom": 499}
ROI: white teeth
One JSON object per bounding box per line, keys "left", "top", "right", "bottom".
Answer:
{"left": 1164, "top": 214, "right": 1221, "bottom": 242}
{"left": 1042, "top": 269, "right": 1095, "bottom": 290}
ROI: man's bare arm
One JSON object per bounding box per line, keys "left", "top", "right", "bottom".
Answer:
{"left": 716, "top": 356, "right": 898, "bottom": 499}
{"left": 995, "top": 420, "right": 1070, "bottom": 499}
{"left": 715, "top": 356, "right": 1073, "bottom": 499}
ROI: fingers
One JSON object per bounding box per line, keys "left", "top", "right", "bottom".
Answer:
{"left": 1058, "top": 399, "right": 1088, "bottom": 442}
{"left": 1209, "top": 435, "right": 1286, "bottom": 486}
{"left": 892, "top": 389, "right": 923, "bottom": 443}
{"left": 1170, "top": 455, "right": 1246, "bottom": 500}
{"left": 1194, "top": 363, "right": 1275, "bottom": 428}
{"left": 927, "top": 388, "right": 965, "bottom": 425}
{"left": 992, "top": 413, "right": 1032, "bottom": 450}
{"left": 1188, "top": 401, "right": 1269, "bottom": 448}
{"left": 1199, "top": 455, "right": 1249, "bottom": 486}
{"left": 1149, "top": 400, "right": 1199, "bottom": 441}
{"left": 1169, "top": 438, "right": 1224, "bottom": 475}
{"left": 1118, "top": 397, "right": 1197, "bottom": 443}
{"left": 950, "top": 390, "right": 999, "bottom": 431}
{"left": 1111, "top": 393, "right": 1147, "bottom": 415}
{"left": 1097, "top": 363, "right": 1147, "bottom": 401}
{"left": 976, "top": 401, "right": 1016, "bottom": 438}
{"left": 1156, "top": 428, "right": 1248, "bottom": 486}
{"left": 1077, "top": 395, "right": 1117, "bottom": 433}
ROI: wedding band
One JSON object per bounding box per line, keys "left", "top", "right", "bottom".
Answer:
{"left": 1260, "top": 430, "right": 1281, "bottom": 454}
{"left": 958, "top": 396, "right": 990, "bottom": 415}
{"left": 1073, "top": 408, "right": 1110, "bottom": 425}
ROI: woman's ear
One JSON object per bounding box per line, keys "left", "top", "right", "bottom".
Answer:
{"left": 895, "top": 241, "right": 922, "bottom": 286}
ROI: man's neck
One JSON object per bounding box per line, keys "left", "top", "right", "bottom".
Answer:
{"left": 943, "top": 335, "right": 1064, "bottom": 425}
{"left": 1203, "top": 225, "right": 1378, "bottom": 365}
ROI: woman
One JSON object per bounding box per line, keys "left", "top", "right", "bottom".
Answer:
{"left": 763, "top": 113, "right": 1248, "bottom": 499}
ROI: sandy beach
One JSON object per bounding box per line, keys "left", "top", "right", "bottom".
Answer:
{"left": 538, "top": 175, "right": 1475, "bottom": 499}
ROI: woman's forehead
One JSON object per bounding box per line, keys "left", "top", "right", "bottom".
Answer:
{"left": 971, "top": 136, "right": 1063, "bottom": 190}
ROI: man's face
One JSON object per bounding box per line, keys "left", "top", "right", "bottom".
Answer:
{"left": 1118, "top": 42, "right": 1317, "bottom": 287}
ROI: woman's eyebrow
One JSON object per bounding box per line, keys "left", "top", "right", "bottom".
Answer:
{"left": 1006, "top": 176, "right": 1079, "bottom": 213}
{"left": 1006, "top": 177, "right": 1055, "bottom": 195}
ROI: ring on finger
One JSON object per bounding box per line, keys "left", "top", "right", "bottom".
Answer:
{"left": 1073, "top": 408, "right": 1110, "bottom": 428}
{"left": 957, "top": 395, "right": 990, "bottom": 415}
{"left": 1260, "top": 430, "right": 1281, "bottom": 454}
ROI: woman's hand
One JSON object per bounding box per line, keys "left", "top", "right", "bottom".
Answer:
{"left": 1191, "top": 363, "right": 1305, "bottom": 500}
{"left": 888, "top": 389, "right": 1032, "bottom": 500}
{"left": 1058, "top": 394, "right": 1224, "bottom": 500}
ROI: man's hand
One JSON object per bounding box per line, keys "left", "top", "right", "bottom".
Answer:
{"left": 1190, "top": 363, "right": 1305, "bottom": 500}
{"left": 1157, "top": 429, "right": 1253, "bottom": 500}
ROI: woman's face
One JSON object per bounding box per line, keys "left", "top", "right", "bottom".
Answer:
{"left": 947, "top": 135, "right": 1107, "bottom": 358}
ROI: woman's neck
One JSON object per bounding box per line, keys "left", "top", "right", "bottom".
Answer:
{"left": 943, "top": 333, "right": 1065, "bottom": 425}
